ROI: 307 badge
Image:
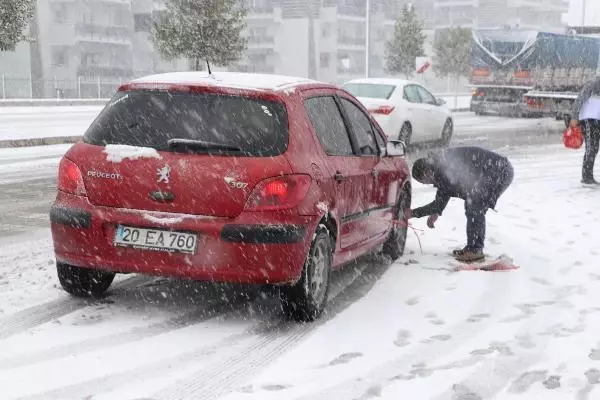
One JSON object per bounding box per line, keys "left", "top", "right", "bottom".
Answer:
{"left": 114, "top": 225, "right": 197, "bottom": 254}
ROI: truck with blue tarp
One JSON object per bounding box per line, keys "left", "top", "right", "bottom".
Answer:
{"left": 469, "top": 28, "right": 600, "bottom": 123}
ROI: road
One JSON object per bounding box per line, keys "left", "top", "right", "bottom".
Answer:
{"left": 4, "top": 112, "right": 592, "bottom": 400}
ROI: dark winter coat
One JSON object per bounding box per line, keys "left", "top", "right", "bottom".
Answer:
{"left": 573, "top": 76, "right": 600, "bottom": 121}
{"left": 411, "top": 146, "right": 513, "bottom": 218}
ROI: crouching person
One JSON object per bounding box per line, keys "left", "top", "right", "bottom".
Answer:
{"left": 404, "top": 146, "right": 514, "bottom": 262}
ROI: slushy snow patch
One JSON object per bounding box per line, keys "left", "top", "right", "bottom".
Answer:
{"left": 104, "top": 145, "right": 161, "bottom": 163}
{"left": 143, "top": 214, "right": 185, "bottom": 225}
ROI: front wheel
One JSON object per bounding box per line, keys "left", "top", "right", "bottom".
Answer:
{"left": 57, "top": 263, "right": 116, "bottom": 297}
{"left": 399, "top": 123, "right": 412, "bottom": 148}
{"left": 280, "top": 227, "right": 332, "bottom": 322}
{"left": 440, "top": 119, "right": 453, "bottom": 147}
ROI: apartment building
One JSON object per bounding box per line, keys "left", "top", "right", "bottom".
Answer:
{"left": 232, "top": 0, "right": 407, "bottom": 84}
{"left": 0, "top": 0, "right": 186, "bottom": 98}
{"left": 0, "top": 0, "right": 571, "bottom": 98}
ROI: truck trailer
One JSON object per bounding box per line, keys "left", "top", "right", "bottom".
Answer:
{"left": 469, "top": 28, "right": 600, "bottom": 124}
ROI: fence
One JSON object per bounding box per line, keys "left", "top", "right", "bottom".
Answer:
{"left": 0, "top": 75, "right": 124, "bottom": 100}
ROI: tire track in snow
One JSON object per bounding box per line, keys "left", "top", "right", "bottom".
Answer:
{"left": 18, "top": 260, "right": 387, "bottom": 400}
{"left": 0, "top": 275, "right": 149, "bottom": 340}
{"left": 0, "top": 297, "right": 243, "bottom": 371}
{"left": 154, "top": 261, "right": 389, "bottom": 400}
{"left": 294, "top": 270, "right": 514, "bottom": 400}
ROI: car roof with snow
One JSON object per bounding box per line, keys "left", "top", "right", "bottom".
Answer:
{"left": 126, "top": 71, "right": 325, "bottom": 93}
{"left": 343, "top": 78, "right": 417, "bottom": 87}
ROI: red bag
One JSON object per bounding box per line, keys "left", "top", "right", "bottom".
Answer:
{"left": 563, "top": 125, "right": 584, "bottom": 149}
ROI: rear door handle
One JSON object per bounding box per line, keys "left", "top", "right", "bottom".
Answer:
{"left": 334, "top": 172, "right": 345, "bottom": 182}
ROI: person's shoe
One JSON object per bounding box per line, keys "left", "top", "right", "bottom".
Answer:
{"left": 455, "top": 249, "right": 485, "bottom": 263}
{"left": 452, "top": 247, "right": 468, "bottom": 256}
{"left": 581, "top": 177, "right": 599, "bottom": 185}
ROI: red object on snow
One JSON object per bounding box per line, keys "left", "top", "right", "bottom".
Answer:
{"left": 563, "top": 125, "right": 584, "bottom": 149}
{"left": 454, "top": 255, "right": 519, "bottom": 272}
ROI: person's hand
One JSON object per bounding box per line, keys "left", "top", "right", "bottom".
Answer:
{"left": 570, "top": 119, "right": 579, "bottom": 128}
{"left": 403, "top": 209, "right": 412, "bottom": 219}
{"left": 427, "top": 214, "right": 439, "bottom": 229}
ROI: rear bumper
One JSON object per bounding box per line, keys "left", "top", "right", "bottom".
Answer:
{"left": 470, "top": 99, "right": 528, "bottom": 116}
{"left": 50, "top": 193, "right": 318, "bottom": 285}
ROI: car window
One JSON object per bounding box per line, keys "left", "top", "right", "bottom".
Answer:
{"left": 403, "top": 85, "right": 421, "bottom": 103}
{"left": 416, "top": 86, "right": 437, "bottom": 105}
{"left": 84, "top": 90, "right": 288, "bottom": 157}
{"left": 304, "top": 96, "right": 354, "bottom": 156}
{"left": 373, "top": 124, "right": 386, "bottom": 150}
{"left": 343, "top": 83, "right": 396, "bottom": 100}
{"left": 340, "top": 98, "right": 378, "bottom": 156}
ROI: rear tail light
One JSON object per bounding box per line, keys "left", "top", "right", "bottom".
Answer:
{"left": 526, "top": 97, "right": 542, "bottom": 108}
{"left": 245, "top": 175, "right": 312, "bottom": 211}
{"left": 57, "top": 157, "right": 87, "bottom": 196}
{"left": 370, "top": 105, "right": 395, "bottom": 115}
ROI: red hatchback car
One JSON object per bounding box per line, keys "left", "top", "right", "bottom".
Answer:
{"left": 50, "top": 72, "right": 412, "bottom": 321}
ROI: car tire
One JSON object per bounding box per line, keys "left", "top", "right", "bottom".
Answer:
{"left": 382, "top": 189, "right": 411, "bottom": 261}
{"left": 399, "top": 123, "right": 412, "bottom": 147}
{"left": 57, "top": 262, "right": 116, "bottom": 297}
{"left": 280, "top": 226, "right": 332, "bottom": 322}
{"left": 440, "top": 118, "right": 453, "bottom": 147}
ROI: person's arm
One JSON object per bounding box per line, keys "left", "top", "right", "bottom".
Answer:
{"left": 572, "top": 80, "right": 597, "bottom": 123}
{"left": 411, "top": 190, "right": 451, "bottom": 218}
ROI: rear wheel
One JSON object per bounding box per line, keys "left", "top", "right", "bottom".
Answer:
{"left": 440, "top": 118, "right": 453, "bottom": 147}
{"left": 280, "top": 227, "right": 332, "bottom": 321}
{"left": 57, "top": 263, "right": 115, "bottom": 297}
{"left": 399, "top": 123, "right": 412, "bottom": 147}
{"left": 382, "top": 189, "right": 411, "bottom": 261}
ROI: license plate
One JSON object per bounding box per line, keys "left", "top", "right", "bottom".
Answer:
{"left": 114, "top": 225, "right": 197, "bottom": 254}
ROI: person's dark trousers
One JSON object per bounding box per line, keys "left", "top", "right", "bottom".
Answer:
{"left": 465, "top": 199, "right": 488, "bottom": 252}
{"left": 465, "top": 164, "right": 514, "bottom": 252}
{"left": 582, "top": 120, "right": 600, "bottom": 182}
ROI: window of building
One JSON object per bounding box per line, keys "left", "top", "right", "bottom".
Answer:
{"left": 320, "top": 53, "right": 330, "bottom": 68}
{"left": 321, "top": 23, "right": 331, "bottom": 38}
{"left": 53, "top": 3, "right": 68, "bottom": 24}
{"left": 134, "top": 13, "right": 152, "bottom": 33}
{"left": 51, "top": 47, "right": 69, "bottom": 67}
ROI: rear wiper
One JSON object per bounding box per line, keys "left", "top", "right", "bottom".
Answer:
{"left": 167, "top": 139, "right": 242, "bottom": 153}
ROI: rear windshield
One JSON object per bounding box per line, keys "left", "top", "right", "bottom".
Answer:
{"left": 83, "top": 90, "right": 288, "bottom": 157}
{"left": 343, "top": 83, "right": 396, "bottom": 99}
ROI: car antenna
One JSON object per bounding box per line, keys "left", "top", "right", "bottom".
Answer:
{"left": 206, "top": 60, "right": 214, "bottom": 79}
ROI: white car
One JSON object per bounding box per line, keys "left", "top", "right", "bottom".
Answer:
{"left": 343, "top": 78, "right": 453, "bottom": 147}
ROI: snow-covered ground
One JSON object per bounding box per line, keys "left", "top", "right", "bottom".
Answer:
{"left": 0, "top": 96, "right": 470, "bottom": 142}
{"left": 1, "top": 141, "right": 599, "bottom": 400}
{"left": 0, "top": 106, "right": 103, "bottom": 141}
{"left": 0, "top": 144, "right": 72, "bottom": 184}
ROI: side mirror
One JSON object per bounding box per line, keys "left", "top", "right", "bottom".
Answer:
{"left": 435, "top": 98, "right": 446, "bottom": 106}
{"left": 386, "top": 139, "right": 406, "bottom": 157}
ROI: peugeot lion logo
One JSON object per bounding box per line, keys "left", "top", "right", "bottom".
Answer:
{"left": 156, "top": 165, "right": 171, "bottom": 184}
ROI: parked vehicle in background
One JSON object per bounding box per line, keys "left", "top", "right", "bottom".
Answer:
{"left": 469, "top": 28, "right": 600, "bottom": 124}
{"left": 343, "top": 78, "right": 453, "bottom": 147}
{"left": 50, "top": 72, "right": 412, "bottom": 322}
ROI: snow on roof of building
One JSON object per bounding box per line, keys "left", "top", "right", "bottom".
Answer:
{"left": 130, "top": 71, "right": 322, "bottom": 92}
